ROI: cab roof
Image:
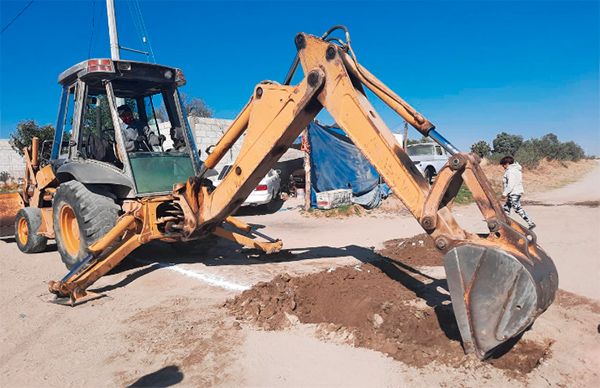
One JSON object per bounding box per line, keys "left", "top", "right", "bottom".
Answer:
{"left": 57, "top": 59, "right": 185, "bottom": 95}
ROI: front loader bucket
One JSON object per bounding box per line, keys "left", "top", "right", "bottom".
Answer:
{"left": 0, "top": 192, "right": 23, "bottom": 238}
{"left": 444, "top": 237, "right": 558, "bottom": 359}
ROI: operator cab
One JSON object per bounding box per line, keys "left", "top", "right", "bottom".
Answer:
{"left": 52, "top": 59, "right": 201, "bottom": 197}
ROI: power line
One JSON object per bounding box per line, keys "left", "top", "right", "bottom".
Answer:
{"left": 134, "top": 0, "right": 156, "bottom": 63}
{"left": 126, "top": 0, "right": 144, "bottom": 52}
{"left": 124, "top": 0, "right": 154, "bottom": 62}
{"left": 1, "top": 0, "right": 35, "bottom": 34}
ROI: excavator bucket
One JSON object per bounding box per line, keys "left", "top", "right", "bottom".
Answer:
{"left": 444, "top": 230, "right": 558, "bottom": 359}
{"left": 0, "top": 193, "right": 23, "bottom": 238}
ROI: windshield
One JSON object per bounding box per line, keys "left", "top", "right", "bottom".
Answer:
{"left": 407, "top": 144, "right": 434, "bottom": 156}
{"left": 129, "top": 152, "right": 195, "bottom": 194}
{"left": 111, "top": 79, "right": 192, "bottom": 155}
{"left": 109, "top": 81, "right": 200, "bottom": 194}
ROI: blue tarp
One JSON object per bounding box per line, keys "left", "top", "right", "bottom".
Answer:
{"left": 307, "top": 122, "right": 390, "bottom": 209}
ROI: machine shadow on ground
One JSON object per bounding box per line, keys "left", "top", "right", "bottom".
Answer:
{"left": 126, "top": 365, "right": 184, "bottom": 387}
{"left": 233, "top": 198, "right": 286, "bottom": 216}
{"left": 89, "top": 236, "right": 480, "bottom": 349}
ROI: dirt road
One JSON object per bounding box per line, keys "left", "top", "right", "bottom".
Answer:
{"left": 1, "top": 162, "right": 598, "bottom": 386}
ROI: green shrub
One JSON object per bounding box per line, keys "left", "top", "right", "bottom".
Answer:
{"left": 454, "top": 184, "right": 474, "bottom": 205}
{"left": 514, "top": 140, "right": 542, "bottom": 168}
{"left": 471, "top": 140, "right": 491, "bottom": 158}
{"left": 487, "top": 152, "right": 503, "bottom": 164}
{"left": 538, "top": 133, "right": 561, "bottom": 159}
{"left": 557, "top": 141, "right": 585, "bottom": 161}
{"left": 486, "top": 131, "right": 586, "bottom": 168}
{"left": 492, "top": 132, "right": 523, "bottom": 156}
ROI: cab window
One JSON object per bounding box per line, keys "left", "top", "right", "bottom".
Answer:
{"left": 80, "top": 91, "right": 122, "bottom": 167}
{"left": 60, "top": 85, "right": 77, "bottom": 157}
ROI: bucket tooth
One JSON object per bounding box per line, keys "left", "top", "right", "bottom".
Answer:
{"left": 444, "top": 243, "right": 558, "bottom": 359}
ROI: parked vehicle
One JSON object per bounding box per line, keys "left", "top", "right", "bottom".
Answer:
{"left": 406, "top": 142, "right": 450, "bottom": 183}
{"left": 213, "top": 165, "right": 281, "bottom": 206}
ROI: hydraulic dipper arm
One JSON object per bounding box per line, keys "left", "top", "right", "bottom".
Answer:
{"left": 177, "top": 32, "right": 557, "bottom": 359}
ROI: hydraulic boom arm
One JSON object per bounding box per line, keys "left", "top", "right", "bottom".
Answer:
{"left": 49, "top": 28, "right": 558, "bottom": 360}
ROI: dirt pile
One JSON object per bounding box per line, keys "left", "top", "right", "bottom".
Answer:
{"left": 378, "top": 233, "right": 443, "bottom": 267}
{"left": 0, "top": 193, "right": 20, "bottom": 236}
{"left": 555, "top": 288, "right": 600, "bottom": 314}
{"left": 225, "top": 260, "right": 552, "bottom": 374}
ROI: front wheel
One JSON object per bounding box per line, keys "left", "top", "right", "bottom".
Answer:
{"left": 15, "top": 208, "right": 48, "bottom": 253}
{"left": 53, "top": 181, "right": 119, "bottom": 269}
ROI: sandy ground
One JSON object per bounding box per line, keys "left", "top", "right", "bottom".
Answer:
{"left": 0, "top": 162, "right": 599, "bottom": 387}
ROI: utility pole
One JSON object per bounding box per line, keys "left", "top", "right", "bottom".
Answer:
{"left": 106, "top": 0, "right": 120, "bottom": 60}
{"left": 106, "top": 0, "right": 124, "bottom": 105}
{"left": 403, "top": 121, "right": 408, "bottom": 149}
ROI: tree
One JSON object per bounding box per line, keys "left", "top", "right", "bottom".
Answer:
{"left": 82, "top": 95, "right": 113, "bottom": 136}
{"left": 538, "top": 133, "right": 561, "bottom": 159}
{"left": 9, "top": 120, "right": 55, "bottom": 158}
{"left": 156, "top": 93, "right": 213, "bottom": 121}
{"left": 558, "top": 141, "right": 585, "bottom": 161}
{"left": 492, "top": 132, "right": 523, "bottom": 156}
{"left": 471, "top": 140, "right": 491, "bottom": 158}
{"left": 514, "top": 140, "right": 542, "bottom": 168}
{"left": 0, "top": 171, "right": 10, "bottom": 183}
{"left": 180, "top": 93, "right": 213, "bottom": 118}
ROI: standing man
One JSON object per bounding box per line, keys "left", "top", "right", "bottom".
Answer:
{"left": 117, "top": 104, "right": 163, "bottom": 152}
{"left": 500, "top": 156, "right": 536, "bottom": 230}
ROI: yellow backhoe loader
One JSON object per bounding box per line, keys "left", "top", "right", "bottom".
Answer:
{"left": 2, "top": 26, "right": 558, "bottom": 360}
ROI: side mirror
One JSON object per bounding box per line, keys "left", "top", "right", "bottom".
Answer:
{"left": 39, "top": 140, "right": 54, "bottom": 164}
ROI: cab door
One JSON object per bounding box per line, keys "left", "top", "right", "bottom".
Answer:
{"left": 51, "top": 81, "right": 84, "bottom": 161}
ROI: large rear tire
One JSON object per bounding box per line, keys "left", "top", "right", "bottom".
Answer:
{"left": 15, "top": 208, "right": 48, "bottom": 253}
{"left": 53, "top": 181, "right": 119, "bottom": 269}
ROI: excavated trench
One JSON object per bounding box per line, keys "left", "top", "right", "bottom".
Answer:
{"left": 225, "top": 234, "right": 553, "bottom": 376}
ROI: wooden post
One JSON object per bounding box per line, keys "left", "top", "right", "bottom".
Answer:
{"left": 302, "top": 129, "right": 311, "bottom": 210}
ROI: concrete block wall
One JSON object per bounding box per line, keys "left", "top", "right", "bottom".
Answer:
{"left": 1, "top": 116, "right": 301, "bottom": 181}
{"left": 156, "top": 116, "right": 241, "bottom": 176}
{"left": 0, "top": 141, "right": 25, "bottom": 179}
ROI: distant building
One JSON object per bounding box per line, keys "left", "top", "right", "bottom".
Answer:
{"left": 159, "top": 117, "right": 237, "bottom": 175}
{"left": 0, "top": 140, "right": 25, "bottom": 179}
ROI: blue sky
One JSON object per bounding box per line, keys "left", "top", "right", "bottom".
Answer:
{"left": 1, "top": 0, "right": 598, "bottom": 154}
